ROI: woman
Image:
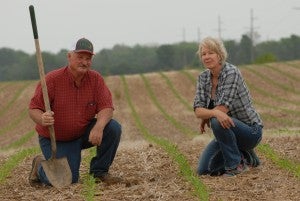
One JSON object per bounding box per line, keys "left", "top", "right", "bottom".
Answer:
{"left": 193, "top": 37, "right": 263, "bottom": 177}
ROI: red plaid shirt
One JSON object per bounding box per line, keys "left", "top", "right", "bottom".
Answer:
{"left": 29, "top": 66, "right": 113, "bottom": 141}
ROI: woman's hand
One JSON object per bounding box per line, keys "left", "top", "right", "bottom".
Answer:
{"left": 200, "top": 119, "right": 210, "bottom": 134}
{"left": 213, "top": 109, "right": 235, "bottom": 129}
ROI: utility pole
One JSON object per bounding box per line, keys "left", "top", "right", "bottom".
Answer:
{"left": 218, "top": 15, "right": 222, "bottom": 39}
{"left": 182, "top": 27, "right": 186, "bottom": 42}
{"left": 197, "top": 27, "right": 201, "bottom": 42}
{"left": 250, "top": 9, "right": 256, "bottom": 63}
{"left": 182, "top": 27, "right": 187, "bottom": 67}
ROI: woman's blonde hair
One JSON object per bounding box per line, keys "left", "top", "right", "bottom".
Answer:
{"left": 197, "top": 37, "right": 228, "bottom": 65}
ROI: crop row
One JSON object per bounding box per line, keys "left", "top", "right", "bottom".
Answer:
{"left": 0, "top": 61, "right": 299, "bottom": 200}
{"left": 163, "top": 66, "right": 300, "bottom": 178}
{"left": 121, "top": 75, "right": 208, "bottom": 200}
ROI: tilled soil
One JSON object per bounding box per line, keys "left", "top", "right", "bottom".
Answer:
{"left": 0, "top": 67, "right": 299, "bottom": 200}
{"left": 264, "top": 134, "right": 300, "bottom": 163}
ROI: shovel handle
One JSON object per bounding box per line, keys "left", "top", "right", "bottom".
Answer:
{"left": 29, "top": 5, "right": 57, "bottom": 158}
{"left": 29, "top": 5, "right": 38, "bottom": 39}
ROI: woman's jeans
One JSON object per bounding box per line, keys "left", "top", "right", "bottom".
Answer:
{"left": 37, "top": 119, "right": 121, "bottom": 184}
{"left": 197, "top": 117, "right": 262, "bottom": 175}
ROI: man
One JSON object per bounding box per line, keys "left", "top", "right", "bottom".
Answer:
{"left": 28, "top": 38, "right": 122, "bottom": 185}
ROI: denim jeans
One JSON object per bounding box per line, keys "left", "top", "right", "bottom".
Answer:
{"left": 197, "top": 117, "right": 262, "bottom": 175}
{"left": 37, "top": 119, "right": 121, "bottom": 184}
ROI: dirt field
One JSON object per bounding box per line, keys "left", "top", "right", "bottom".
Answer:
{"left": 0, "top": 61, "right": 299, "bottom": 200}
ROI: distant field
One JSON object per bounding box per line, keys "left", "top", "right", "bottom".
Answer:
{"left": 0, "top": 60, "right": 299, "bottom": 200}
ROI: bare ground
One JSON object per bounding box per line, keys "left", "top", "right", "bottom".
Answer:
{"left": 0, "top": 63, "right": 299, "bottom": 200}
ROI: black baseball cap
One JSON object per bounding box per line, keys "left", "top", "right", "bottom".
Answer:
{"left": 72, "top": 38, "right": 94, "bottom": 55}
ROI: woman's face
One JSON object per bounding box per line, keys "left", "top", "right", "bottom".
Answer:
{"left": 200, "top": 46, "right": 221, "bottom": 70}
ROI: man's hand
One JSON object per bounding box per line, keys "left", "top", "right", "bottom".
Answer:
{"left": 41, "top": 111, "right": 54, "bottom": 126}
{"left": 89, "top": 127, "right": 103, "bottom": 146}
{"left": 88, "top": 108, "right": 113, "bottom": 146}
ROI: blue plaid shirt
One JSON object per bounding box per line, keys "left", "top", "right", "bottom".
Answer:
{"left": 193, "top": 62, "right": 263, "bottom": 126}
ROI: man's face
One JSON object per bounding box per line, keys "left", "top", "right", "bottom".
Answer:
{"left": 68, "top": 52, "right": 93, "bottom": 75}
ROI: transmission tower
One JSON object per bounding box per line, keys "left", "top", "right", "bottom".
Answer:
{"left": 249, "top": 9, "right": 258, "bottom": 62}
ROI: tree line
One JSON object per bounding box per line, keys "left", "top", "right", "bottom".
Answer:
{"left": 1, "top": 34, "right": 300, "bottom": 81}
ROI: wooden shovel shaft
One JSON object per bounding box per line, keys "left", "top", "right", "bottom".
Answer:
{"left": 30, "top": 5, "right": 57, "bottom": 158}
{"left": 34, "top": 39, "right": 57, "bottom": 158}
{"left": 29, "top": 6, "right": 72, "bottom": 188}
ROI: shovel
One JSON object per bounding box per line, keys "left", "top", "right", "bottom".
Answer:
{"left": 29, "top": 5, "right": 72, "bottom": 188}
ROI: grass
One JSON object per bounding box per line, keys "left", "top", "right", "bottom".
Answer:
{"left": 285, "top": 61, "right": 300, "bottom": 69}
{"left": 0, "top": 81, "right": 32, "bottom": 117}
{"left": 0, "top": 147, "right": 40, "bottom": 183}
{"left": 253, "top": 100, "right": 300, "bottom": 116}
{"left": 245, "top": 66, "right": 299, "bottom": 94}
{"left": 180, "top": 69, "right": 197, "bottom": 84}
{"left": 0, "top": 82, "right": 10, "bottom": 92}
{"left": 0, "top": 62, "right": 299, "bottom": 199}
{"left": 259, "top": 112, "right": 300, "bottom": 128}
{"left": 159, "top": 72, "right": 193, "bottom": 111}
{"left": 0, "top": 108, "right": 29, "bottom": 136}
{"left": 140, "top": 74, "right": 198, "bottom": 137}
{"left": 246, "top": 80, "right": 300, "bottom": 106}
{"left": 257, "top": 143, "right": 300, "bottom": 179}
{"left": 265, "top": 128, "right": 300, "bottom": 136}
{"left": 121, "top": 75, "right": 209, "bottom": 201}
{"left": 157, "top": 68, "right": 300, "bottom": 180}
{"left": 0, "top": 130, "right": 35, "bottom": 150}
{"left": 264, "top": 63, "right": 300, "bottom": 82}
{"left": 81, "top": 147, "right": 97, "bottom": 201}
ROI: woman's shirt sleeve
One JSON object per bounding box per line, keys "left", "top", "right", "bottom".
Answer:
{"left": 193, "top": 72, "right": 209, "bottom": 110}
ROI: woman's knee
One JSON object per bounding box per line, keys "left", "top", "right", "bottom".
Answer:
{"left": 210, "top": 118, "right": 222, "bottom": 129}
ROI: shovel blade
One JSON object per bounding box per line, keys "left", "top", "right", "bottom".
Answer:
{"left": 41, "top": 157, "right": 72, "bottom": 188}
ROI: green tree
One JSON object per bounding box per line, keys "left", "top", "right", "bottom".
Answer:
{"left": 1, "top": 34, "right": 300, "bottom": 81}
{"left": 156, "top": 44, "right": 175, "bottom": 70}
{"left": 279, "top": 35, "right": 300, "bottom": 60}
{"left": 236, "top": 35, "right": 252, "bottom": 64}
{"left": 173, "top": 42, "right": 198, "bottom": 69}
{"left": 0, "top": 48, "right": 31, "bottom": 80}
{"left": 224, "top": 40, "right": 239, "bottom": 64}
{"left": 254, "top": 53, "right": 277, "bottom": 64}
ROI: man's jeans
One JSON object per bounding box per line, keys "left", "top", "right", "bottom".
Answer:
{"left": 197, "top": 117, "right": 262, "bottom": 175}
{"left": 37, "top": 119, "right": 121, "bottom": 184}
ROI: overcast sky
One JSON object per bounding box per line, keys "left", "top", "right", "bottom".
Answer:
{"left": 1, "top": 0, "right": 299, "bottom": 54}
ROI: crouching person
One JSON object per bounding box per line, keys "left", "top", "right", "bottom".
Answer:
{"left": 193, "top": 37, "right": 263, "bottom": 177}
{"left": 28, "top": 38, "right": 122, "bottom": 186}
